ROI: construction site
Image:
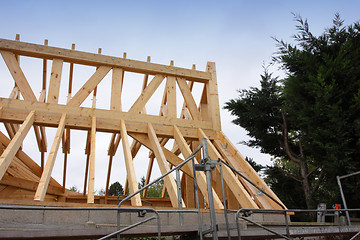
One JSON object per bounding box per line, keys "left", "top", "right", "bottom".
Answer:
{"left": 0, "top": 36, "right": 359, "bottom": 239}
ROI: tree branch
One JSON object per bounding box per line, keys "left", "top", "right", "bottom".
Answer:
{"left": 312, "top": 170, "right": 325, "bottom": 193}
{"left": 281, "top": 110, "right": 301, "bottom": 164}
{"left": 277, "top": 167, "right": 302, "bottom": 183}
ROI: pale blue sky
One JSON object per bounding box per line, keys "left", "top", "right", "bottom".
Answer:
{"left": 1, "top": 0, "right": 359, "bottom": 191}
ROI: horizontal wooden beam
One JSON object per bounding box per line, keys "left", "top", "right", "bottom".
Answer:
{"left": 0, "top": 39, "right": 211, "bottom": 83}
{"left": 0, "top": 98, "right": 217, "bottom": 139}
{"left": 0, "top": 175, "right": 64, "bottom": 196}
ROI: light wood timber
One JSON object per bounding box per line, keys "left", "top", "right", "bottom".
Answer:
{"left": 206, "top": 62, "right": 221, "bottom": 131}
{"left": 129, "top": 75, "right": 165, "bottom": 114}
{"left": 47, "top": 59, "right": 63, "bottom": 104}
{"left": 0, "top": 111, "right": 35, "bottom": 181}
{"left": 199, "top": 85, "right": 210, "bottom": 121}
{"left": 34, "top": 113, "right": 66, "bottom": 201}
{"left": 0, "top": 98, "right": 215, "bottom": 139}
{"left": 42, "top": 39, "right": 48, "bottom": 96}
{"left": 0, "top": 131, "right": 61, "bottom": 188}
{"left": 0, "top": 38, "right": 285, "bottom": 210}
{"left": 165, "top": 76, "right": 177, "bottom": 118}
{"left": 67, "top": 66, "right": 111, "bottom": 106}
{"left": 0, "top": 50, "right": 37, "bottom": 101}
{"left": 83, "top": 153, "right": 90, "bottom": 195}
{"left": 4, "top": 123, "right": 15, "bottom": 139}
{"left": 104, "top": 154, "right": 113, "bottom": 200}
{"left": 0, "top": 38, "right": 211, "bottom": 83}
{"left": 128, "top": 132, "right": 192, "bottom": 178}
{"left": 120, "top": 119, "right": 142, "bottom": 206}
{"left": 173, "top": 125, "right": 223, "bottom": 209}
{"left": 216, "top": 131, "right": 285, "bottom": 209}
{"left": 87, "top": 116, "right": 96, "bottom": 203}
{"left": 142, "top": 156, "right": 155, "bottom": 197}
{"left": 198, "top": 128, "right": 259, "bottom": 209}
{"left": 176, "top": 78, "right": 201, "bottom": 120}
{"left": 1, "top": 175, "right": 63, "bottom": 196}
{"left": 1, "top": 50, "right": 47, "bottom": 154}
{"left": 110, "top": 67, "right": 123, "bottom": 111}
{"left": 147, "top": 123, "right": 184, "bottom": 208}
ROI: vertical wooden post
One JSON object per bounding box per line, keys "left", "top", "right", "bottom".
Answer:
{"left": 87, "top": 117, "right": 97, "bottom": 203}
{"left": 206, "top": 62, "right": 221, "bottom": 131}
{"left": 87, "top": 117, "right": 96, "bottom": 203}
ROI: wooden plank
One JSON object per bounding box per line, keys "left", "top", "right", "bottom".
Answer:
{"left": 110, "top": 67, "right": 123, "bottom": 111}
{"left": 87, "top": 116, "right": 96, "bottom": 203}
{"left": 147, "top": 123, "right": 183, "bottom": 208}
{"left": 104, "top": 155, "right": 113, "bottom": 200}
{"left": 0, "top": 131, "right": 62, "bottom": 188}
{"left": 1, "top": 51, "right": 47, "bottom": 154}
{"left": 199, "top": 84, "right": 210, "bottom": 121}
{"left": 34, "top": 113, "right": 66, "bottom": 201}
{"left": 3, "top": 123, "right": 15, "bottom": 139}
{"left": 9, "top": 86, "right": 20, "bottom": 99}
{"left": 47, "top": 58, "right": 63, "bottom": 104}
{"left": 206, "top": 62, "right": 221, "bottom": 131}
{"left": 42, "top": 39, "right": 48, "bottom": 94}
{"left": 83, "top": 153, "right": 90, "bottom": 195}
{"left": 67, "top": 66, "right": 111, "bottom": 106}
{"left": 120, "top": 119, "right": 142, "bottom": 206}
{"left": 142, "top": 156, "right": 154, "bottom": 197}
{"left": 173, "top": 126, "right": 223, "bottom": 209}
{"left": 128, "top": 132, "right": 192, "bottom": 177}
{"left": 198, "top": 128, "right": 258, "bottom": 209}
{"left": 0, "top": 111, "right": 35, "bottom": 181}
{"left": 129, "top": 75, "right": 165, "bottom": 114}
{"left": 176, "top": 78, "right": 201, "bottom": 120}
{"left": 0, "top": 51, "right": 37, "bottom": 101}
{"left": 0, "top": 98, "right": 216, "bottom": 139}
{"left": 0, "top": 38, "right": 211, "bottom": 83}
{"left": 1, "top": 175, "right": 63, "bottom": 196}
{"left": 217, "top": 131, "right": 285, "bottom": 209}
{"left": 165, "top": 76, "right": 177, "bottom": 118}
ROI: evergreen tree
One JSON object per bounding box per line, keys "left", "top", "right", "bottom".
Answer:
{"left": 225, "top": 14, "right": 360, "bottom": 209}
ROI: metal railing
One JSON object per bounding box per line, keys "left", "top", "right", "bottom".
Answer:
{"left": 0, "top": 205, "right": 161, "bottom": 239}
{"left": 101, "top": 140, "right": 207, "bottom": 240}
{"left": 235, "top": 208, "right": 360, "bottom": 240}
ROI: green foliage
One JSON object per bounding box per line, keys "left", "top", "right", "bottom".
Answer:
{"left": 245, "top": 157, "right": 264, "bottom": 172}
{"left": 108, "top": 181, "right": 124, "bottom": 196}
{"left": 225, "top": 13, "right": 360, "bottom": 209}
{"left": 69, "top": 185, "right": 80, "bottom": 193}
{"left": 146, "top": 179, "right": 165, "bottom": 198}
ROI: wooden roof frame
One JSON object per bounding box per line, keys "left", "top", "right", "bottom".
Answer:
{"left": 0, "top": 37, "right": 285, "bottom": 210}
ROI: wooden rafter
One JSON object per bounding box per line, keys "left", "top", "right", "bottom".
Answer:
{"left": 173, "top": 126, "right": 223, "bottom": 209}
{"left": 120, "top": 120, "right": 141, "bottom": 206}
{"left": 34, "top": 113, "right": 66, "bottom": 201}
{"left": 0, "top": 111, "right": 35, "bottom": 181}
{"left": 147, "top": 123, "right": 184, "bottom": 208}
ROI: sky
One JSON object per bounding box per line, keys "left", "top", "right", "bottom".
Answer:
{"left": 0, "top": 0, "right": 359, "bottom": 193}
